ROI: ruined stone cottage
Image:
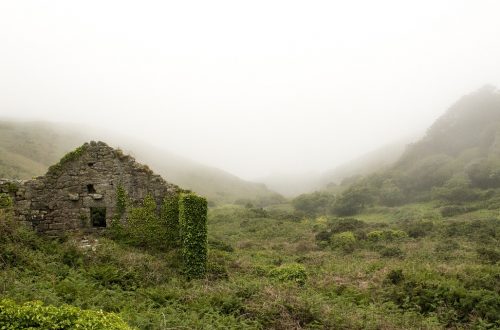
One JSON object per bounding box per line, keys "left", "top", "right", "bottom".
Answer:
{"left": 0, "top": 141, "right": 182, "bottom": 235}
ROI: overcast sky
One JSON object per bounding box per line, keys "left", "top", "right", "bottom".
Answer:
{"left": 1, "top": 1, "right": 500, "bottom": 179}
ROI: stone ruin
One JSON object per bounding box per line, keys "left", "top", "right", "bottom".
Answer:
{"left": 0, "top": 141, "right": 182, "bottom": 235}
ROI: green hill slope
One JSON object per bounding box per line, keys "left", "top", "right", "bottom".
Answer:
{"left": 0, "top": 120, "right": 281, "bottom": 204}
{"left": 291, "top": 86, "right": 500, "bottom": 216}
{"left": 330, "top": 85, "right": 500, "bottom": 215}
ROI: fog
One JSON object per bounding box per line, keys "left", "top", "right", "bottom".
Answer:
{"left": 1, "top": 0, "right": 500, "bottom": 180}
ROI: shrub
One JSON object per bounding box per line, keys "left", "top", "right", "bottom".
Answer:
{"left": 291, "top": 192, "right": 335, "bottom": 217}
{"left": 332, "top": 184, "right": 373, "bottom": 216}
{"left": 385, "top": 269, "right": 404, "bottom": 285}
{"left": 269, "top": 263, "right": 307, "bottom": 285}
{"left": 379, "top": 246, "right": 405, "bottom": 258}
{"left": 367, "top": 230, "right": 407, "bottom": 242}
{"left": 328, "top": 218, "right": 366, "bottom": 233}
{"left": 386, "top": 280, "right": 500, "bottom": 325}
{"left": 179, "top": 193, "right": 208, "bottom": 278}
{"left": 330, "top": 231, "right": 356, "bottom": 253}
{"left": 404, "top": 221, "right": 434, "bottom": 238}
{"left": 0, "top": 299, "right": 131, "bottom": 329}
{"left": 0, "top": 193, "right": 13, "bottom": 209}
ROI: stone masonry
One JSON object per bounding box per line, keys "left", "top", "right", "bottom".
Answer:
{"left": 0, "top": 141, "right": 181, "bottom": 235}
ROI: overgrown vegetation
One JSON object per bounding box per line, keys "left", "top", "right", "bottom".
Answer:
{"left": 0, "top": 299, "right": 131, "bottom": 330}
{"left": 1, "top": 192, "right": 499, "bottom": 329}
{"left": 179, "top": 193, "right": 208, "bottom": 278}
{"left": 47, "top": 144, "right": 89, "bottom": 175}
{"left": 1, "top": 87, "right": 500, "bottom": 328}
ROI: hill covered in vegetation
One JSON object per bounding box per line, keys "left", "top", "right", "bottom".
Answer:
{"left": 0, "top": 120, "right": 282, "bottom": 205}
{"left": 293, "top": 86, "right": 500, "bottom": 217}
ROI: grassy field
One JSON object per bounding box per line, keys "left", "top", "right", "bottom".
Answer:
{"left": 1, "top": 202, "right": 499, "bottom": 329}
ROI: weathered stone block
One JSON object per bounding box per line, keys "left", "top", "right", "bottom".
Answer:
{"left": 68, "top": 193, "right": 80, "bottom": 201}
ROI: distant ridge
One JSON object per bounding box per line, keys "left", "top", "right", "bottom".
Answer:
{"left": 0, "top": 120, "right": 282, "bottom": 204}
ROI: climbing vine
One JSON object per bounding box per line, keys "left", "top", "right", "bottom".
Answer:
{"left": 179, "top": 193, "right": 208, "bottom": 278}
{"left": 0, "top": 193, "right": 13, "bottom": 209}
{"left": 115, "top": 185, "right": 128, "bottom": 218}
{"left": 125, "top": 194, "right": 166, "bottom": 249}
{"left": 161, "top": 193, "right": 180, "bottom": 247}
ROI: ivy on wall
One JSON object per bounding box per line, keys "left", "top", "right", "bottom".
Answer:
{"left": 0, "top": 193, "right": 13, "bottom": 209}
{"left": 161, "top": 193, "right": 180, "bottom": 247}
{"left": 125, "top": 194, "right": 166, "bottom": 249}
{"left": 179, "top": 193, "right": 208, "bottom": 278}
{"left": 111, "top": 187, "right": 208, "bottom": 278}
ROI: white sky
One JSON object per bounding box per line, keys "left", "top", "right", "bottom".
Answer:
{"left": 1, "top": 0, "right": 500, "bottom": 179}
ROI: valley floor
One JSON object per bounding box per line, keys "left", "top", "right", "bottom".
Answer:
{"left": 0, "top": 203, "right": 499, "bottom": 329}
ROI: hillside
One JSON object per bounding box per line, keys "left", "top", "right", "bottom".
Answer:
{"left": 0, "top": 120, "right": 281, "bottom": 204}
{"left": 328, "top": 85, "right": 500, "bottom": 215}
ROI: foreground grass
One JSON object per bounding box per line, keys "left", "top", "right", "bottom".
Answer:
{"left": 0, "top": 203, "right": 499, "bottom": 329}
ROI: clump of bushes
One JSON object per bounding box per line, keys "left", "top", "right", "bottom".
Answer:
{"left": 367, "top": 229, "right": 408, "bottom": 242}
{"left": 0, "top": 299, "right": 131, "bottom": 329}
{"left": 315, "top": 218, "right": 367, "bottom": 246}
{"left": 330, "top": 231, "right": 356, "bottom": 253}
{"left": 385, "top": 279, "right": 500, "bottom": 326}
{"left": 385, "top": 269, "right": 404, "bottom": 285}
{"left": 379, "top": 246, "right": 405, "bottom": 258}
{"left": 269, "top": 263, "right": 307, "bottom": 285}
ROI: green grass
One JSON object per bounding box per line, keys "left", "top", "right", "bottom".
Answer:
{"left": 1, "top": 202, "right": 499, "bottom": 329}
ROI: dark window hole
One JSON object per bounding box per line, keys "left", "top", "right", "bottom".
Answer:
{"left": 87, "top": 184, "right": 96, "bottom": 193}
{"left": 90, "top": 207, "right": 106, "bottom": 227}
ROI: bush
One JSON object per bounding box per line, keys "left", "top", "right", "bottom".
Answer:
{"left": 0, "top": 299, "right": 131, "bottom": 329}
{"left": 385, "top": 269, "right": 404, "bottom": 285}
{"left": 328, "top": 218, "right": 366, "bottom": 234}
{"left": 404, "top": 221, "right": 434, "bottom": 238}
{"left": 386, "top": 280, "right": 500, "bottom": 325}
{"left": 292, "top": 192, "right": 335, "bottom": 217}
{"left": 379, "top": 247, "right": 405, "bottom": 258}
{"left": 330, "top": 231, "right": 356, "bottom": 253}
{"left": 269, "top": 263, "right": 307, "bottom": 285}
{"left": 179, "top": 193, "right": 208, "bottom": 278}
{"left": 0, "top": 193, "right": 13, "bottom": 209}
{"left": 332, "top": 184, "right": 373, "bottom": 216}
{"left": 367, "top": 230, "right": 407, "bottom": 242}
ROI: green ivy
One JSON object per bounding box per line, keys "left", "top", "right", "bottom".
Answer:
{"left": 125, "top": 194, "right": 166, "bottom": 249}
{"left": 161, "top": 193, "right": 180, "bottom": 247}
{"left": 0, "top": 193, "right": 13, "bottom": 209}
{"left": 269, "top": 263, "right": 307, "bottom": 285}
{"left": 179, "top": 193, "right": 208, "bottom": 278}
{"left": 0, "top": 299, "right": 132, "bottom": 329}
{"left": 115, "top": 185, "right": 128, "bottom": 219}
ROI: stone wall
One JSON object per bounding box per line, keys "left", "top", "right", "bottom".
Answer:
{"left": 1, "top": 141, "right": 180, "bottom": 235}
